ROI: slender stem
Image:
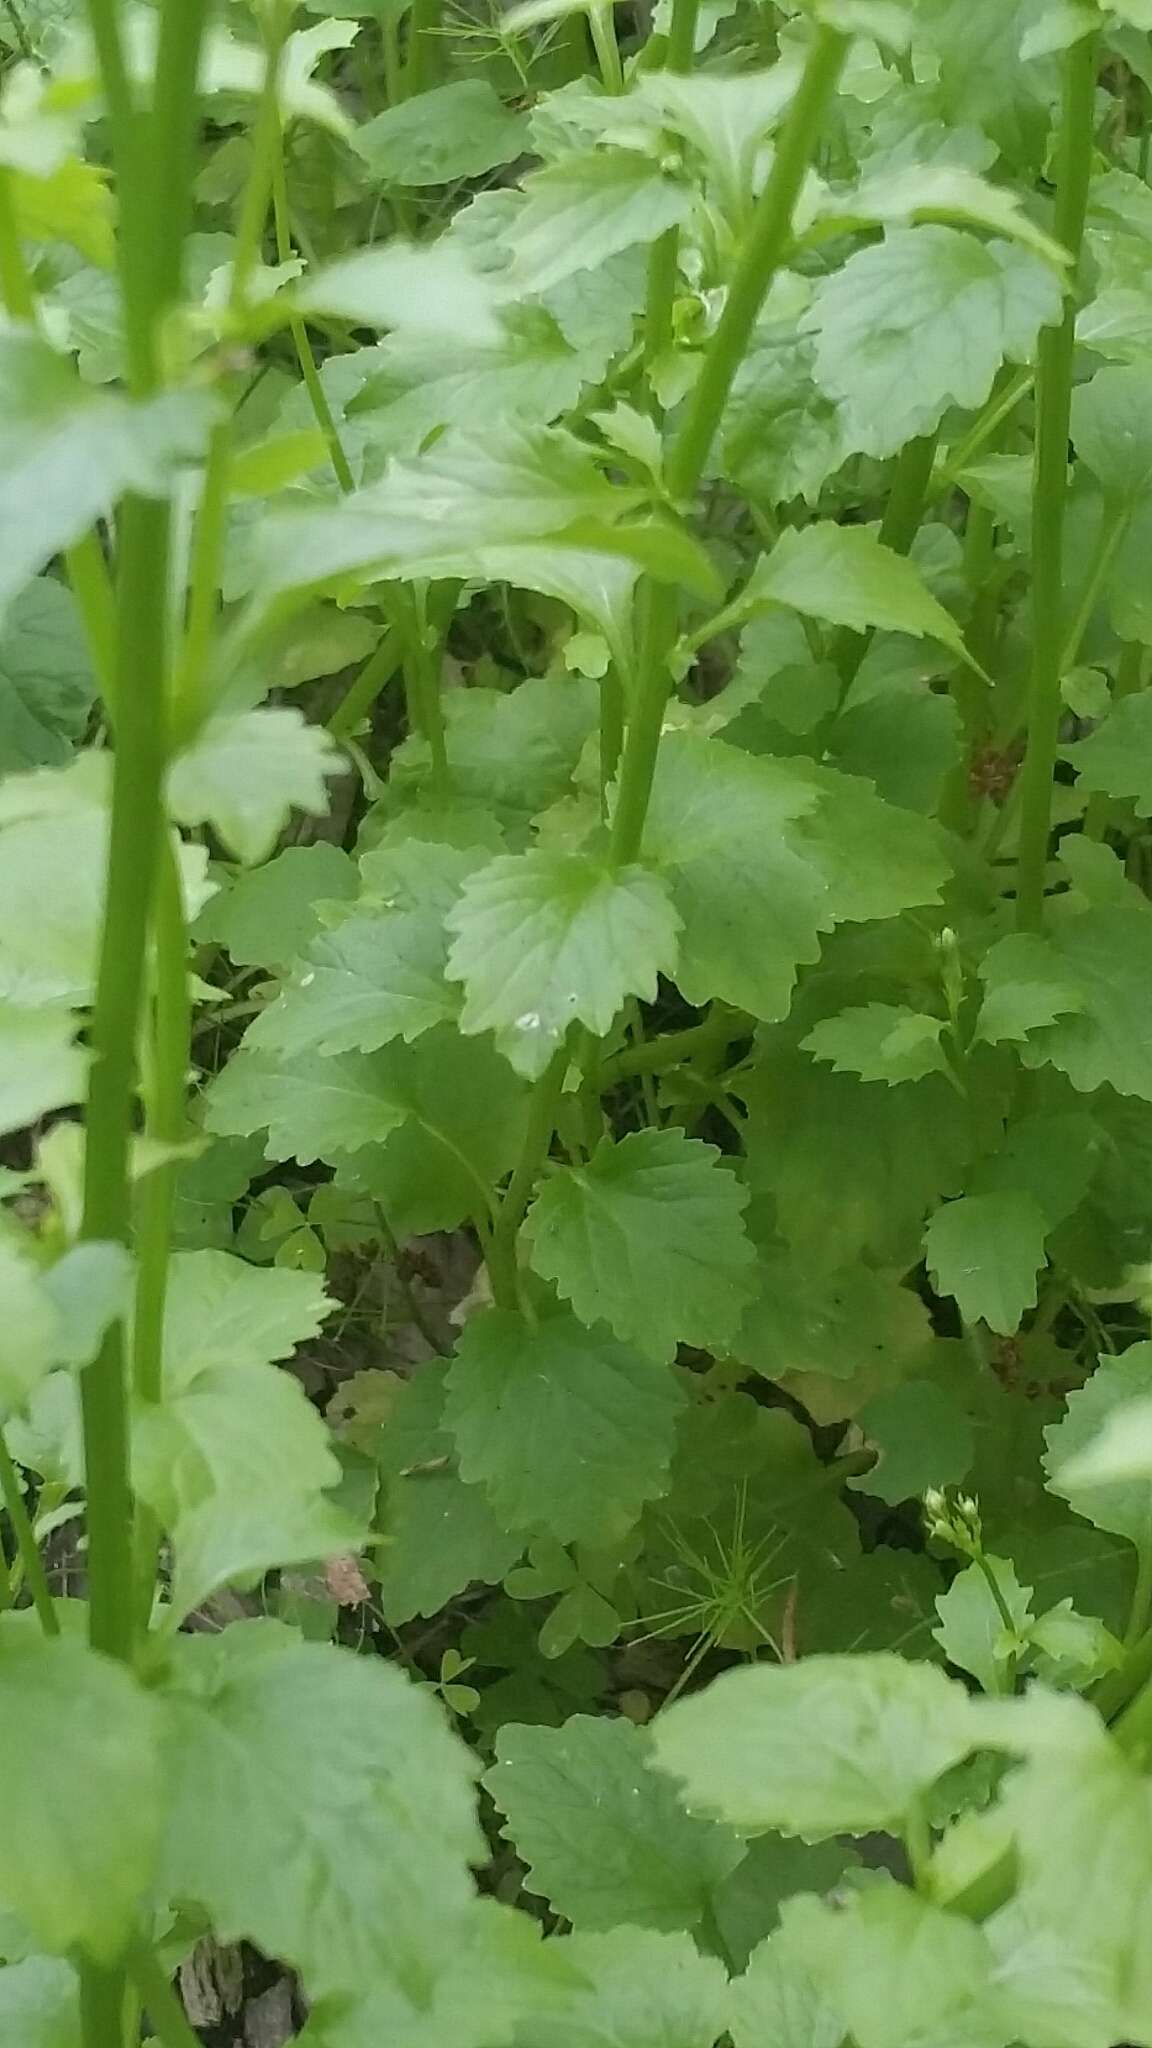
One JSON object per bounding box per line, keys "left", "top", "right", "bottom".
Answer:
{"left": 0, "top": 167, "right": 34, "bottom": 319}
{"left": 588, "top": 3, "right": 624, "bottom": 92}
{"left": 1060, "top": 501, "right": 1128, "bottom": 673}
{"left": 879, "top": 432, "right": 939, "bottom": 555}
{"left": 488, "top": 1047, "right": 569, "bottom": 1309}
{"left": 402, "top": 588, "right": 449, "bottom": 791}
{"left": 271, "top": 143, "right": 356, "bottom": 495}
{"left": 934, "top": 366, "right": 1032, "bottom": 495}
{"left": 611, "top": 25, "right": 847, "bottom": 869}
{"left": 603, "top": 1006, "right": 744, "bottom": 1081}
{"left": 0, "top": 1431, "right": 57, "bottom": 1636}
{"left": 132, "top": 844, "right": 188, "bottom": 1414}
{"left": 598, "top": 662, "right": 625, "bottom": 804}
{"left": 173, "top": 424, "right": 232, "bottom": 729}
{"left": 0, "top": 1534, "right": 11, "bottom": 1612}
{"left": 642, "top": 0, "right": 699, "bottom": 371}
{"left": 1015, "top": 30, "right": 1100, "bottom": 931}
{"left": 328, "top": 630, "right": 401, "bottom": 739}
{"left": 404, "top": 0, "right": 443, "bottom": 96}
{"left": 65, "top": 534, "right": 117, "bottom": 707}
{"left": 127, "top": 1951, "right": 202, "bottom": 2048}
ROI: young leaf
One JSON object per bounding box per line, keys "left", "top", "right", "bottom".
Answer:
{"left": 743, "top": 521, "right": 969, "bottom": 657}
{"left": 445, "top": 1307, "right": 685, "bottom": 1546}
{"left": 248, "top": 903, "right": 459, "bottom": 1058}
{"left": 851, "top": 1380, "right": 975, "bottom": 1505}
{"left": 352, "top": 79, "right": 528, "bottom": 186}
{"left": 167, "top": 709, "right": 343, "bottom": 865}
{"left": 923, "top": 1191, "right": 1049, "bottom": 1334}
{"left": 485, "top": 1715, "right": 745, "bottom": 1932}
{"left": 933, "top": 1557, "right": 1033, "bottom": 1695}
{"left": 504, "top": 152, "right": 690, "bottom": 297}
{"left": 443, "top": 849, "right": 681, "bottom": 1078}
{"left": 812, "top": 1884, "right": 1004, "bottom": 2048}
{"left": 523, "top": 1129, "right": 755, "bottom": 1361}
{"left": 651, "top": 1654, "right": 981, "bottom": 1836}
{"left": 979, "top": 907, "right": 1152, "bottom": 1101}
{"left": 728, "top": 1893, "right": 845, "bottom": 2048}
{"left": 158, "top": 1626, "right": 483, "bottom": 2000}
{"left": 0, "top": 1624, "right": 161, "bottom": 1963}
{"left": 805, "top": 227, "right": 1063, "bottom": 459}
{"left": 802, "top": 1003, "right": 951, "bottom": 1086}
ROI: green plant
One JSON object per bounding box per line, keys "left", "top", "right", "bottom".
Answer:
{"left": 9, "top": 0, "right": 1152, "bottom": 2041}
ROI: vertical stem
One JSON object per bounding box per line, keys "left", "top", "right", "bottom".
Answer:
{"left": 612, "top": 23, "right": 847, "bottom": 867}
{"left": 270, "top": 142, "right": 356, "bottom": 495}
{"left": 588, "top": 2, "right": 624, "bottom": 92}
{"left": 488, "top": 1047, "right": 569, "bottom": 1309}
{"left": 0, "top": 1430, "right": 57, "bottom": 1636}
{"left": 327, "top": 630, "right": 401, "bottom": 740}
{"left": 1015, "top": 30, "right": 1100, "bottom": 930}
{"left": 642, "top": 0, "right": 699, "bottom": 372}
{"left": 404, "top": 0, "right": 442, "bottom": 96}
{"left": 403, "top": 587, "right": 449, "bottom": 791}
{"left": 879, "top": 431, "right": 939, "bottom": 556}
{"left": 0, "top": 167, "right": 34, "bottom": 319}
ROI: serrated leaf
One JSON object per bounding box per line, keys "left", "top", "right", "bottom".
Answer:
{"left": 802, "top": 1003, "right": 951, "bottom": 1086}
{"left": 505, "top": 151, "right": 689, "bottom": 297}
{"left": 376, "top": 1470, "right": 523, "bottom": 1626}
{"left": 979, "top": 907, "right": 1152, "bottom": 1100}
{"left": 445, "top": 1307, "right": 684, "bottom": 1546}
{"left": 651, "top": 1654, "right": 981, "bottom": 1837}
{"left": 523, "top": 1129, "right": 754, "bottom": 1360}
{"left": 205, "top": 1043, "right": 410, "bottom": 1164}
{"left": 444, "top": 849, "right": 680, "bottom": 1078}
{"left": 352, "top": 79, "right": 528, "bottom": 186}
{"left": 744, "top": 522, "right": 969, "bottom": 657}
{"left": 822, "top": 164, "right": 1068, "bottom": 268}
{"left": 1044, "top": 1347, "right": 1152, "bottom": 1557}
{"left": 728, "top": 1893, "right": 844, "bottom": 2048}
{"left": 249, "top": 904, "right": 458, "bottom": 1058}
{"left": 195, "top": 842, "right": 359, "bottom": 971}
{"left": 804, "top": 227, "right": 1063, "bottom": 459}
{"left": 0, "top": 1239, "right": 130, "bottom": 1418}
{"left": 486, "top": 1716, "right": 744, "bottom": 1933}
{"left": 808, "top": 1885, "right": 1005, "bottom": 2048}
{"left": 158, "top": 1626, "right": 483, "bottom": 1999}
{"left": 534, "top": 1928, "right": 728, "bottom": 2048}
{"left": 0, "top": 577, "right": 96, "bottom": 774}
{"left": 0, "top": 1623, "right": 161, "bottom": 1962}
{"left": 167, "top": 708, "right": 342, "bottom": 865}
{"left": 0, "top": 1001, "right": 86, "bottom": 1136}
{"left": 923, "top": 1192, "right": 1048, "bottom": 1334}
{"left": 1070, "top": 363, "right": 1152, "bottom": 502}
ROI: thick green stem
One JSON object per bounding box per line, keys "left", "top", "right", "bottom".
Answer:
{"left": 488, "top": 1048, "right": 569, "bottom": 1309}
{"left": 0, "top": 1430, "right": 57, "bottom": 1636}
{"left": 402, "top": 588, "right": 449, "bottom": 791}
{"left": 404, "top": 0, "right": 443, "bottom": 96}
{"left": 879, "top": 432, "right": 939, "bottom": 556}
{"left": 612, "top": 23, "right": 846, "bottom": 867}
{"left": 1015, "top": 30, "right": 1100, "bottom": 930}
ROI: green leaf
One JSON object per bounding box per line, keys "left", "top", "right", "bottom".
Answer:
{"left": 711, "top": 1835, "right": 860, "bottom": 1974}
{"left": 736, "top": 1254, "right": 932, "bottom": 1396}
{"left": 0, "top": 578, "right": 96, "bottom": 774}
{"left": 299, "top": 241, "right": 510, "bottom": 345}
{"left": 809, "top": 1884, "right": 1005, "bottom": 2048}
{"left": 0, "top": 1623, "right": 161, "bottom": 1962}
{"left": 1071, "top": 689, "right": 1152, "bottom": 814}
{"left": 158, "top": 1625, "right": 483, "bottom": 2000}
{"left": 388, "top": 673, "right": 597, "bottom": 832}
{"left": 923, "top": 1192, "right": 1049, "bottom": 1334}
{"left": 851, "top": 1380, "right": 976, "bottom": 1505}
{"left": 529, "top": 1928, "right": 728, "bottom": 2048}
{"left": 444, "top": 849, "right": 680, "bottom": 1078}
{"left": 0, "top": 1001, "right": 86, "bottom": 1137}
{"left": 195, "top": 842, "right": 359, "bottom": 971}
{"left": 933, "top": 1557, "right": 1033, "bottom": 1695}
{"left": 744, "top": 522, "right": 969, "bottom": 657}
{"left": 728, "top": 1894, "right": 844, "bottom": 2048}
{"left": 802, "top": 1003, "right": 951, "bottom": 1086}
{"left": 167, "top": 709, "right": 342, "bottom": 865}
{"left": 376, "top": 1470, "right": 523, "bottom": 1626}
{"left": 0, "top": 1239, "right": 130, "bottom": 1418}
{"left": 1070, "top": 363, "right": 1152, "bottom": 501}
{"left": 205, "top": 1043, "right": 409, "bottom": 1165}
{"left": 978, "top": 906, "right": 1152, "bottom": 1100}
{"left": 1044, "top": 1346, "right": 1152, "bottom": 1556}
{"left": 445, "top": 1307, "right": 685, "bottom": 1546}
{"left": 352, "top": 79, "right": 528, "bottom": 185}
{"left": 505, "top": 152, "right": 689, "bottom": 297}
{"left": 805, "top": 227, "right": 1063, "bottom": 459}
{"left": 0, "top": 1958, "right": 78, "bottom": 2048}
{"left": 651, "top": 1654, "right": 981, "bottom": 1837}
{"left": 0, "top": 332, "right": 211, "bottom": 612}
{"left": 989, "top": 1741, "right": 1152, "bottom": 2048}
{"left": 485, "top": 1715, "right": 744, "bottom": 1933}
{"left": 523, "top": 1129, "right": 754, "bottom": 1361}
{"left": 822, "top": 163, "right": 1068, "bottom": 268}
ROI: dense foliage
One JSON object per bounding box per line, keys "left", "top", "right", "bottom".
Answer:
{"left": 9, "top": 0, "right": 1152, "bottom": 2041}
